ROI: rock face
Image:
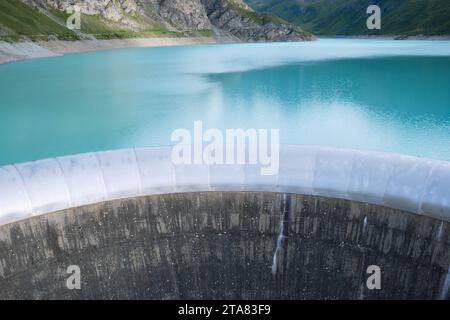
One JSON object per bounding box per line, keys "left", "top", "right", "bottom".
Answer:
{"left": 154, "top": 0, "right": 212, "bottom": 30}
{"left": 202, "top": 0, "right": 311, "bottom": 41}
{"left": 18, "top": 0, "right": 312, "bottom": 41}
{"left": 28, "top": 0, "right": 138, "bottom": 23}
{"left": 0, "top": 192, "right": 448, "bottom": 299}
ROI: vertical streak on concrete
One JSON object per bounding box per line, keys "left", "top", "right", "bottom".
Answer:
{"left": 271, "top": 193, "right": 290, "bottom": 275}
{"left": 358, "top": 216, "right": 369, "bottom": 299}
{"left": 55, "top": 157, "right": 73, "bottom": 206}
{"left": 357, "top": 250, "right": 367, "bottom": 300}
{"left": 94, "top": 152, "right": 108, "bottom": 199}
{"left": 11, "top": 164, "right": 33, "bottom": 215}
{"left": 440, "top": 266, "right": 450, "bottom": 300}
{"left": 363, "top": 216, "right": 368, "bottom": 234}
{"left": 437, "top": 221, "right": 444, "bottom": 241}
{"left": 132, "top": 148, "right": 144, "bottom": 196}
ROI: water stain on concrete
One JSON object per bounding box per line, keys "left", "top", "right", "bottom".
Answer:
{"left": 0, "top": 192, "right": 448, "bottom": 299}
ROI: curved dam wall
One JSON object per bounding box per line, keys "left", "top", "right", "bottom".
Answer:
{"left": 0, "top": 145, "right": 449, "bottom": 299}
{"left": 1, "top": 145, "right": 449, "bottom": 225}
{"left": 0, "top": 192, "right": 448, "bottom": 299}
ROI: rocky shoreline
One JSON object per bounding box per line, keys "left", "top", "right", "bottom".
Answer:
{"left": 0, "top": 36, "right": 218, "bottom": 65}
{"left": 3, "top": 34, "right": 449, "bottom": 65}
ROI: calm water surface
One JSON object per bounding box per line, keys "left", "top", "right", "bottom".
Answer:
{"left": 0, "top": 39, "right": 450, "bottom": 165}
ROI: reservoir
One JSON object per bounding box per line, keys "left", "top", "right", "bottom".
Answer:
{"left": 1, "top": 39, "right": 450, "bottom": 165}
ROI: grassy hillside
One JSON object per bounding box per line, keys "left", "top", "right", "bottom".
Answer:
{"left": 0, "top": 1, "right": 194, "bottom": 42}
{"left": 49, "top": 9, "right": 185, "bottom": 40}
{"left": 226, "top": 0, "right": 289, "bottom": 25}
{"left": 0, "top": 1, "right": 78, "bottom": 41}
{"left": 245, "top": 0, "right": 450, "bottom": 36}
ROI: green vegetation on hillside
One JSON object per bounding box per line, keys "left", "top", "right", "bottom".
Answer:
{"left": 245, "top": 0, "right": 450, "bottom": 35}
{"left": 227, "top": 0, "right": 288, "bottom": 25}
{"left": 49, "top": 9, "right": 184, "bottom": 39}
{"left": 0, "top": 1, "right": 78, "bottom": 41}
{"left": 0, "top": 1, "right": 208, "bottom": 42}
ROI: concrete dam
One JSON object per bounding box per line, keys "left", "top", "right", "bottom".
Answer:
{"left": 0, "top": 145, "right": 449, "bottom": 299}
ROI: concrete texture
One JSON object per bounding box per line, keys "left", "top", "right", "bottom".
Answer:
{"left": 0, "top": 192, "right": 448, "bottom": 300}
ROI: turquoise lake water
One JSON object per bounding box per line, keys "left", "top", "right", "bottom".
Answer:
{"left": 0, "top": 39, "right": 450, "bottom": 165}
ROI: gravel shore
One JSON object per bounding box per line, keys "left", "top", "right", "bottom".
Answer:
{"left": 0, "top": 37, "right": 217, "bottom": 64}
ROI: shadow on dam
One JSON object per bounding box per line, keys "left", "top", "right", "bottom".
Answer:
{"left": 0, "top": 192, "right": 448, "bottom": 300}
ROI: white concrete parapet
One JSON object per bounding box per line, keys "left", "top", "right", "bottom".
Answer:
{"left": 1, "top": 145, "right": 449, "bottom": 225}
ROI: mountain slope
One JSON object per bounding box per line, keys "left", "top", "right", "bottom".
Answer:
{"left": 0, "top": 0, "right": 312, "bottom": 42}
{"left": 0, "top": 1, "right": 78, "bottom": 41}
{"left": 245, "top": 0, "right": 450, "bottom": 36}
